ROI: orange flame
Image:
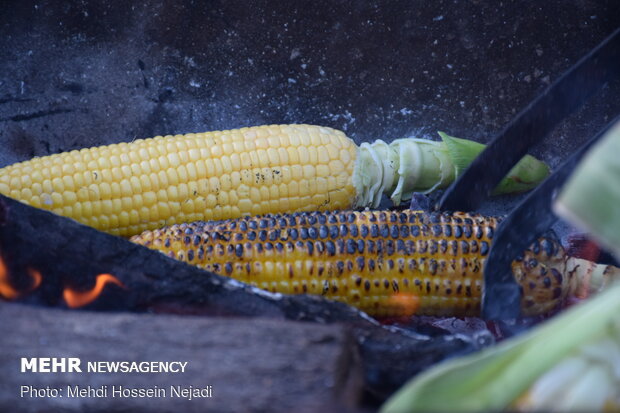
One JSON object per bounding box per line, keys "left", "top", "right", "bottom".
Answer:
{"left": 387, "top": 293, "right": 420, "bottom": 317}
{"left": 27, "top": 268, "right": 42, "bottom": 290}
{"left": 0, "top": 254, "right": 20, "bottom": 300}
{"left": 0, "top": 255, "right": 40, "bottom": 300}
{"left": 63, "top": 274, "right": 125, "bottom": 308}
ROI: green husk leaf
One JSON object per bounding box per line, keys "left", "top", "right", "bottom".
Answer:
{"left": 380, "top": 281, "right": 620, "bottom": 413}
{"left": 554, "top": 123, "right": 620, "bottom": 259}
{"left": 438, "top": 131, "right": 550, "bottom": 195}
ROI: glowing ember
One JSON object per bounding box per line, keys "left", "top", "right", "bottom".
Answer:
{"left": 566, "top": 234, "right": 601, "bottom": 262}
{"left": 386, "top": 293, "right": 420, "bottom": 317}
{"left": 27, "top": 268, "right": 42, "bottom": 290}
{"left": 0, "top": 254, "right": 19, "bottom": 300}
{"left": 63, "top": 274, "right": 125, "bottom": 308}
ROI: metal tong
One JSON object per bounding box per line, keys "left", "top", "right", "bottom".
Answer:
{"left": 437, "top": 27, "right": 620, "bottom": 320}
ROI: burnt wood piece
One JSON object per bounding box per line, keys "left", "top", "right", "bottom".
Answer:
{"left": 0, "top": 193, "right": 366, "bottom": 321}
{"left": 0, "top": 194, "right": 482, "bottom": 398}
{"left": 0, "top": 302, "right": 362, "bottom": 413}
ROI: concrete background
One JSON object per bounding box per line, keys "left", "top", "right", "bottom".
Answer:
{"left": 0, "top": 0, "right": 619, "bottom": 215}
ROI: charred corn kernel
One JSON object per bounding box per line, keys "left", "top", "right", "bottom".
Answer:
{"left": 130, "top": 210, "right": 620, "bottom": 317}
{"left": 0, "top": 125, "right": 549, "bottom": 237}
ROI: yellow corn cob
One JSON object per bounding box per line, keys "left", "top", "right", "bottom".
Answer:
{"left": 0, "top": 125, "right": 357, "bottom": 236}
{"left": 0, "top": 124, "right": 549, "bottom": 237}
{"left": 130, "top": 210, "right": 620, "bottom": 317}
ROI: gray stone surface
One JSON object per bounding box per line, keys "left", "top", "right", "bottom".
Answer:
{"left": 1, "top": 1, "right": 619, "bottom": 197}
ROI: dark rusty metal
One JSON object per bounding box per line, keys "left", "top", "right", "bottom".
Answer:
{"left": 482, "top": 115, "right": 620, "bottom": 319}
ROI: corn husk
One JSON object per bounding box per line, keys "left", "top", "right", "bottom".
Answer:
{"left": 438, "top": 132, "right": 550, "bottom": 195}
{"left": 365, "top": 133, "right": 551, "bottom": 207}
{"left": 554, "top": 122, "right": 620, "bottom": 259}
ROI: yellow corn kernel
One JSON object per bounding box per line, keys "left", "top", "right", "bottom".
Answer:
{"left": 0, "top": 125, "right": 358, "bottom": 236}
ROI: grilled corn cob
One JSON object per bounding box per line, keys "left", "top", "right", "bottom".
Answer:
{"left": 130, "top": 210, "right": 619, "bottom": 317}
{"left": 0, "top": 124, "right": 549, "bottom": 236}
